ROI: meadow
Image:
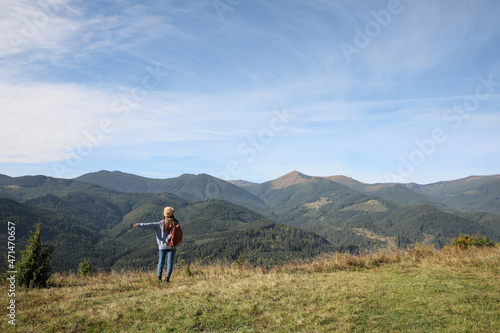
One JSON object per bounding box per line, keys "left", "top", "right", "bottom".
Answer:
{"left": 2, "top": 245, "right": 499, "bottom": 332}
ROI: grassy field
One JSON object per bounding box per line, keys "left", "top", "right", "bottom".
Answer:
{"left": 2, "top": 245, "right": 499, "bottom": 332}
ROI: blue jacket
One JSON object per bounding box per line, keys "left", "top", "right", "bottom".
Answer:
{"left": 136, "top": 221, "right": 177, "bottom": 250}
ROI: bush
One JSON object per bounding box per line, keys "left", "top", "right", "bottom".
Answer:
{"left": 78, "top": 259, "right": 93, "bottom": 277}
{"left": 407, "top": 242, "right": 435, "bottom": 259}
{"left": 451, "top": 234, "right": 495, "bottom": 249}
{"left": 17, "top": 223, "right": 55, "bottom": 288}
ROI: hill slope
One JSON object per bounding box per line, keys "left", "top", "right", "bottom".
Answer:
{"left": 407, "top": 175, "right": 500, "bottom": 214}
{"left": 75, "top": 170, "right": 271, "bottom": 215}
{"left": 243, "top": 171, "right": 499, "bottom": 249}
{"left": 3, "top": 246, "right": 498, "bottom": 332}
{"left": 243, "top": 171, "right": 445, "bottom": 209}
{"left": 245, "top": 171, "right": 361, "bottom": 212}
{"left": 0, "top": 198, "right": 126, "bottom": 272}
{"left": 117, "top": 199, "right": 335, "bottom": 269}
{"left": 0, "top": 186, "right": 334, "bottom": 272}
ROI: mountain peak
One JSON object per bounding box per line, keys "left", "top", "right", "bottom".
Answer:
{"left": 270, "top": 171, "right": 313, "bottom": 189}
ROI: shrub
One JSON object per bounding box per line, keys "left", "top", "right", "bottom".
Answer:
{"left": 17, "top": 223, "right": 55, "bottom": 288}
{"left": 78, "top": 259, "right": 93, "bottom": 277}
{"left": 451, "top": 234, "right": 495, "bottom": 249}
{"left": 236, "top": 254, "right": 246, "bottom": 270}
{"left": 408, "top": 242, "right": 435, "bottom": 259}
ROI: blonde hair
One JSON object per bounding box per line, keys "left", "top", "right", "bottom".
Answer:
{"left": 163, "top": 215, "right": 177, "bottom": 232}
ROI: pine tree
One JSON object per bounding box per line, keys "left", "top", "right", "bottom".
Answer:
{"left": 78, "top": 258, "right": 93, "bottom": 277}
{"left": 17, "top": 223, "right": 55, "bottom": 288}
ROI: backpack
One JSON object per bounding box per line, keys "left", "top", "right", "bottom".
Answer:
{"left": 167, "top": 223, "right": 183, "bottom": 247}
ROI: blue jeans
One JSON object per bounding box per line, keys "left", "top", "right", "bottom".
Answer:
{"left": 158, "top": 248, "right": 176, "bottom": 278}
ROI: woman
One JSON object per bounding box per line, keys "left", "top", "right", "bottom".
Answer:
{"left": 133, "top": 206, "right": 181, "bottom": 283}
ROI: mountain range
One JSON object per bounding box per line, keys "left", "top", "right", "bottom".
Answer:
{"left": 1, "top": 170, "right": 499, "bottom": 273}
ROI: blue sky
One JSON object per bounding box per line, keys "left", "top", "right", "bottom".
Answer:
{"left": 1, "top": 0, "right": 499, "bottom": 184}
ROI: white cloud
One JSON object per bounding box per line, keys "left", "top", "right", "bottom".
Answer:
{"left": 0, "top": 0, "right": 82, "bottom": 58}
{"left": 0, "top": 81, "right": 113, "bottom": 163}
{"left": 0, "top": 0, "right": 499, "bottom": 183}
{"left": 77, "top": 3, "right": 187, "bottom": 57}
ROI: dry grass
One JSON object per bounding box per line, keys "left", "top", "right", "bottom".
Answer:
{"left": 2, "top": 245, "right": 499, "bottom": 332}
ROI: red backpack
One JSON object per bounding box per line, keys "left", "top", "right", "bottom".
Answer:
{"left": 168, "top": 223, "right": 183, "bottom": 247}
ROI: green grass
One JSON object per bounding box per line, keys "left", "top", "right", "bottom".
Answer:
{"left": 2, "top": 246, "right": 499, "bottom": 332}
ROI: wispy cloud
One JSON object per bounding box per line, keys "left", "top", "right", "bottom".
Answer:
{"left": 0, "top": 0, "right": 82, "bottom": 58}
{"left": 0, "top": 80, "right": 113, "bottom": 163}
{"left": 1, "top": 0, "right": 499, "bottom": 183}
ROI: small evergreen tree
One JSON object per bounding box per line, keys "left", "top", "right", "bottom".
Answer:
{"left": 17, "top": 223, "right": 55, "bottom": 288}
{"left": 78, "top": 258, "right": 93, "bottom": 277}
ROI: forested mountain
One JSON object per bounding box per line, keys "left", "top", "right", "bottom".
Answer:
{"left": 75, "top": 170, "right": 500, "bottom": 215}
{"left": 245, "top": 172, "right": 361, "bottom": 213}
{"left": 0, "top": 177, "right": 334, "bottom": 273}
{"left": 75, "top": 170, "right": 271, "bottom": 215}
{"left": 242, "top": 172, "right": 498, "bottom": 250}
{"left": 116, "top": 200, "right": 334, "bottom": 270}
{"left": 406, "top": 175, "right": 500, "bottom": 215}
{"left": 245, "top": 171, "right": 445, "bottom": 208}
{"left": 0, "top": 198, "right": 126, "bottom": 273}
{"left": 0, "top": 174, "right": 102, "bottom": 200}
{"left": 1, "top": 171, "right": 499, "bottom": 273}
{"left": 349, "top": 183, "right": 446, "bottom": 208}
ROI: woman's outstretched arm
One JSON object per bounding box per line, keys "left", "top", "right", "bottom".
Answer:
{"left": 133, "top": 222, "right": 160, "bottom": 230}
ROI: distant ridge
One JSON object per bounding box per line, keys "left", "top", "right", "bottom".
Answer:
{"left": 407, "top": 174, "right": 500, "bottom": 192}
{"left": 73, "top": 170, "right": 500, "bottom": 215}
{"left": 324, "top": 175, "right": 363, "bottom": 188}
{"left": 227, "top": 179, "right": 258, "bottom": 187}
{"left": 257, "top": 171, "right": 500, "bottom": 214}
{"left": 267, "top": 171, "right": 361, "bottom": 190}
{"left": 240, "top": 171, "right": 443, "bottom": 209}
{"left": 406, "top": 174, "right": 500, "bottom": 214}
{"left": 74, "top": 170, "right": 271, "bottom": 215}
